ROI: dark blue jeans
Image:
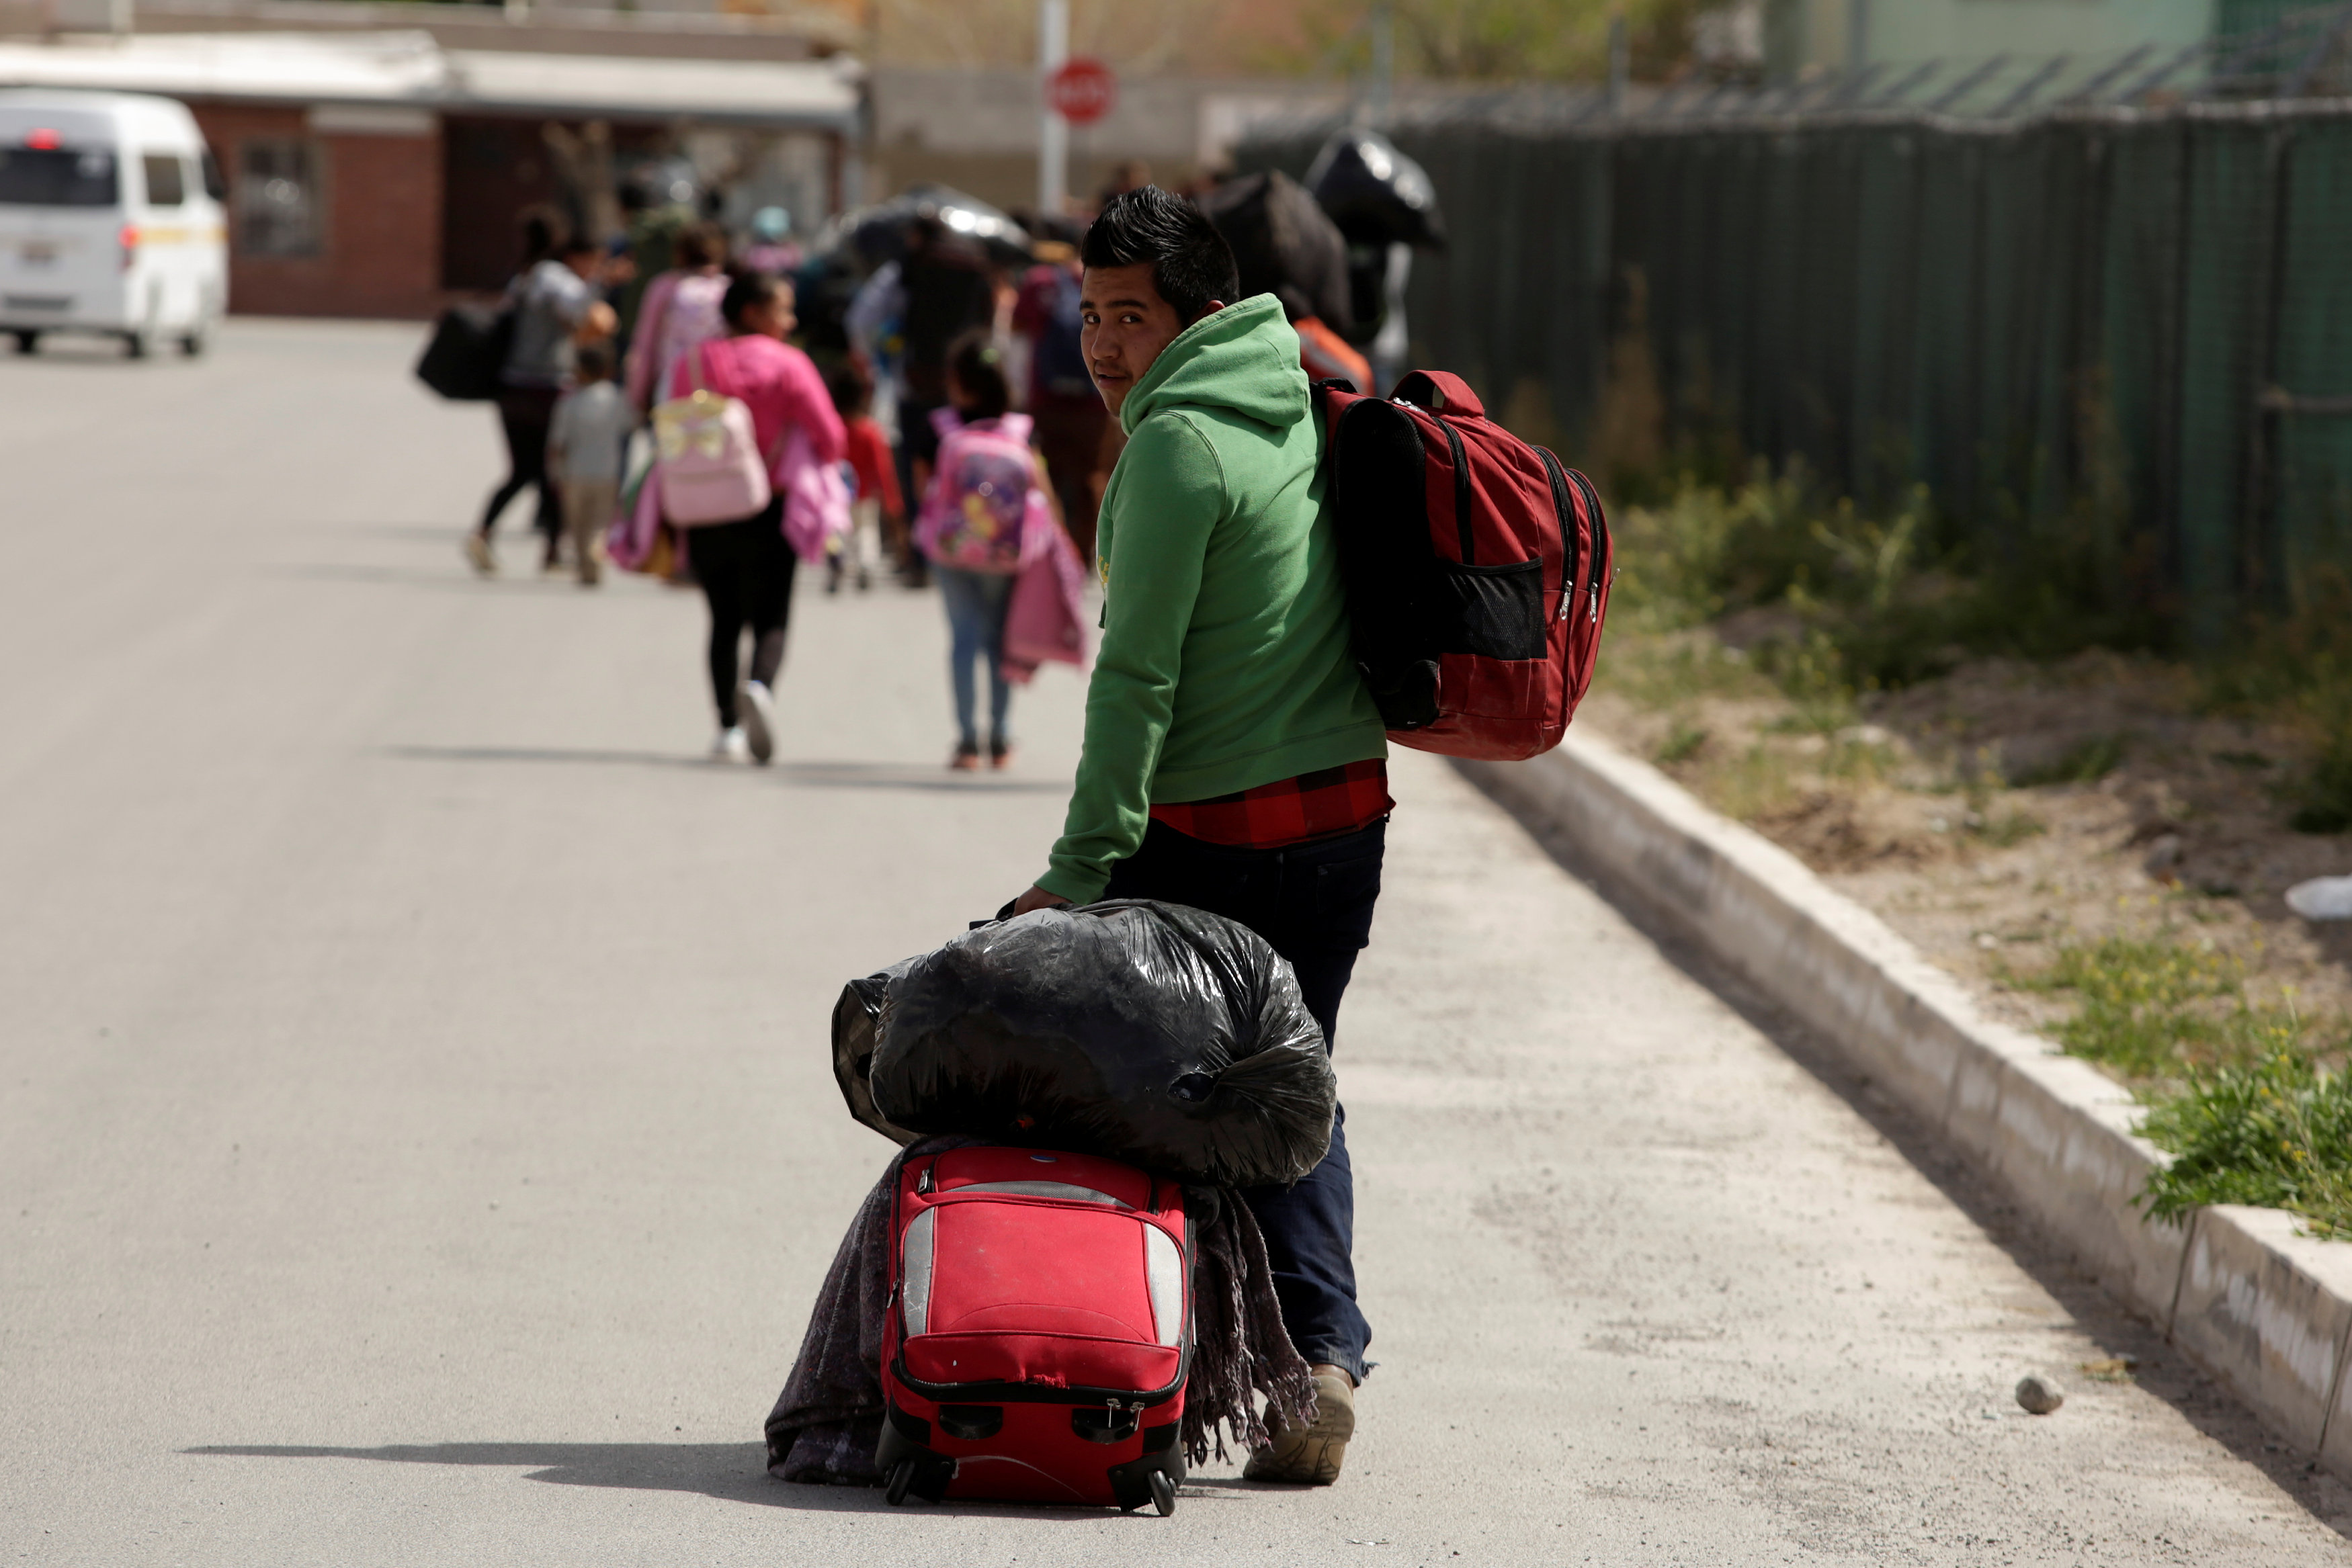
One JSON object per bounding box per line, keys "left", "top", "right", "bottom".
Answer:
{"left": 1103, "top": 815, "right": 1385, "bottom": 1383}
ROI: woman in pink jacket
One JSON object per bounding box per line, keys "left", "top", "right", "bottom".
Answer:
{"left": 666, "top": 270, "right": 846, "bottom": 764}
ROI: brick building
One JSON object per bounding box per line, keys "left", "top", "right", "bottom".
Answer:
{"left": 0, "top": 30, "right": 858, "bottom": 317}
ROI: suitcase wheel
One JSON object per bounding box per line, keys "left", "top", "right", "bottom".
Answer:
{"left": 1148, "top": 1469, "right": 1177, "bottom": 1518}
{"left": 884, "top": 1457, "right": 917, "bottom": 1507}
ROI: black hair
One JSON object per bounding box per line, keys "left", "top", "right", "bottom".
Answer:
{"left": 575, "top": 341, "right": 614, "bottom": 381}
{"left": 946, "top": 329, "right": 1010, "bottom": 420}
{"left": 720, "top": 267, "right": 788, "bottom": 329}
{"left": 824, "top": 360, "right": 872, "bottom": 419}
{"left": 519, "top": 206, "right": 567, "bottom": 264}
{"left": 1080, "top": 185, "right": 1238, "bottom": 325}
{"left": 554, "top": 233, "right": 598, "bottom": 261}
{"left": 673, "top": 220, "right": 726, "bottom": 270}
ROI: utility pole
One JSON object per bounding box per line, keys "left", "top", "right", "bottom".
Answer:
{"left": 1038, "top": 0, "right": 1069, "bottom": 218}
{"left": 1369, "top": 0, "right": 1394, "bottom": 125}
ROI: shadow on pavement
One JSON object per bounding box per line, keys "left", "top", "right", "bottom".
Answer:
{"left": 185, "top": 1442, "right": 875, "bottom": 1512}
{"left": 183, "top": 1442, "right": 1248, "bottom": 1520}
{"left": 384, "top": 746, "right": 1067, "bottom": 793}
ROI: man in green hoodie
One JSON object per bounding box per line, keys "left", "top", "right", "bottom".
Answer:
{"left": 1007, "top": 187, "right": 1388, "bottom": 1485}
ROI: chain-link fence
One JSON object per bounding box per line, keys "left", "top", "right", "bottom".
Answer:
{"left": 1239, "top": 102, "right": 2352, "bottom": 641}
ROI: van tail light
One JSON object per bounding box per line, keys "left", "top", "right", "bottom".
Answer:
{"left": 118, "top": 223, "right": 138, "bottom": 269}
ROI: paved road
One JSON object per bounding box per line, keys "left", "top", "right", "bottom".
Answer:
{"left": 5, "top": 322, "right": 2351, "bottom": 1566}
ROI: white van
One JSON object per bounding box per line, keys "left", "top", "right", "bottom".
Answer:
{"left": 0, "top": 89, "right": 227, "bottom": 357}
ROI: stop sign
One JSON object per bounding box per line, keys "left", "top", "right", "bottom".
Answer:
{"left": 1047, "top": 57, "right": 1118, "bottom": 126}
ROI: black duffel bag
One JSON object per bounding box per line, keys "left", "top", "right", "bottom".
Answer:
{"left": 414, "top": 302, "right": 514, "bottom": 401}
{"left": 833, "top": 901, "right": 1335, "bottom": 1188}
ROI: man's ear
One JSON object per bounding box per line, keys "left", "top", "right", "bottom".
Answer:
{"left": 1203, "top": 300, "right": 1227, "bottom": 314}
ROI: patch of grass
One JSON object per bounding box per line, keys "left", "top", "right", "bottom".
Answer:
{"left": 2138, "top": 1051, "right": 2352, "bottom": 1237}
{"left": 1615, "top": 468, "right": 2163, "bottom": 718}
{"left": 1972, "top": 809, "right": 2047, "bottom": 848}
{"left": 2008, "top": 932, "right": 2352, "bottom": 1235}
{"left": 2011, "top": 734, "right": 2129, "bottom": 788}
{"left": 1709, "top": 742, "right": 1801, "bottom": 823}
{"left": 1655, "top": 722, "right": 1709, "bottom": 766}
{"left": 2003, "top": 933, "right": 2306, "bottom": 1082}
{"left": 1594, "top": 627, "right": 1775, "bottom": 711}
{"left": 2200, "top": 569, "right": 2352, "bottom": 836}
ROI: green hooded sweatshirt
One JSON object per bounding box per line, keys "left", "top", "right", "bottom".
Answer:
{"left": 1038, "top": 294, "right": 1386, "bottom": 904}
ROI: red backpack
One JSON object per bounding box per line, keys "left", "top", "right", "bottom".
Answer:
{"left": 1317, "top": 369, "right": 1611, "bottom": 760}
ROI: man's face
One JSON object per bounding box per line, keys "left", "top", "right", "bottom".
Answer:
{"left": 1081, "top": 263, "right": 1218, "bottom": 418}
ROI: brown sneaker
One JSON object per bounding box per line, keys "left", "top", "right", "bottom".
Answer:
{"left": 1243, "top": 1366, "right": 1355, "bottom": 1485}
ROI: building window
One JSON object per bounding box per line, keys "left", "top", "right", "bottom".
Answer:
{"left": 141, "top": 153, "right": 185, "bottom": 207}
{"left": 237, "top": 139, "right": 321, "bottom": 257}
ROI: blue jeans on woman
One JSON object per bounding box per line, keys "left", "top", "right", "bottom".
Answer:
{"left": 1102, "top": 816, "right": 1386, "bottom": 1383}
{"left": 935, "top": 566, "right": 1014, "bottom": 754}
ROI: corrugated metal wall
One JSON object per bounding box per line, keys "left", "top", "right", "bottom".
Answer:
{"left": 1241, "top": 105, "right": 2352, "bottom": 640}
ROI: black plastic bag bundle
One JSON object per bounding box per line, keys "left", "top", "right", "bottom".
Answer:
{"left": 1198, "top": 169, "right": 1353, "bottom": 335}
{"left": 1305, "top": 128, "right": 1447, "bottom": 250}
{"left": 836, "top": 901, "right": 1335, "bottom": 1188}
{"left": 831, "top": 959, "right": 922, "bottom": 1148}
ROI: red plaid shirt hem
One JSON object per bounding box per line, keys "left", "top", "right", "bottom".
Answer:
{"left": 1148, "top": 760, "right": 1392, "bottom": 850}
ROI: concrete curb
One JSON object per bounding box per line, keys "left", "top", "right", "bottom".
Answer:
{"left": 1460, "top": 734, "right": 2352, "bottom": 1471}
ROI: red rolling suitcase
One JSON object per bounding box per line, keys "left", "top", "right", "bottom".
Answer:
{"left": 875, "top": 1145, "right": 1190, "bottom": 1515}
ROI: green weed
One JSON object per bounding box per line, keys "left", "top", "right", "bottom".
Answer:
{"left": 1972, "top": 809, "right": 2048, "bottom": 848}
{"left": 2004, "top": 934, "right": 2305, "bottom": 1082}
{"left": 2200, "top": 568, "right": 2352, "bottom": 836}
{"left": 2138, "top": 1051, "right": 2352, "bottom": 1237}
{"left": 1710, "top": 742, "right": 1800, "bottom": 822}
{"left": 2012, "top": 735, "right": 2129, "bottom": 788}
{"left": 1655, "top": 722, "right": 1710, "bottom": 766}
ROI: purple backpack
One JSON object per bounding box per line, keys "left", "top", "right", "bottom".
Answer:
{"left": 916, "top": 410, "right": 1048, "bottom": 574}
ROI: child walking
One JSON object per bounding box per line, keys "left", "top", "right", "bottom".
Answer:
{"left": 825, "top": 363, "right": 903, "bottom": 594}
{"left": 546, "top": 341, "right": 633, "bottom": 586}
{"left": 917, "top": 331, "right": 1048, "bottom": 771}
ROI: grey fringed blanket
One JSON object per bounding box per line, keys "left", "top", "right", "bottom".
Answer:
{"left": 765, "top": 1135, "right": 1316, "bottom": 1483}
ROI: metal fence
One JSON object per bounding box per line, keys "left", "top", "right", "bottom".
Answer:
{"left": 1238, "top": 97, "right": 2352, "bottom": 642}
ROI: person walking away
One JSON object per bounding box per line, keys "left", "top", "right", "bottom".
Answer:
{"left": 664, "top": 271, "right": 846, "bottom": 764}
{"left": 843, "top": 255, "right": 909, "bottom": 571}
{"left": 1284, "top": 284, "right": 1374, "bottom": 393}
{"left": 917, "top": 333, "right": 1044, "bottom": 770}
{"left": 468, "top": 220, "right": 616, "bottom": 576}
{"left": 896, "top": 216, "right": 997, "bottom": 582}
{"left": 1013, "top": 226, "right": 1110, "bottom": 565}
{"left": 625, "top": 221, "right": 729, "bottom": 417}
{"left": 546, "top": 341, "right": 632, "bottom": 587}
{"left": 1005, "top": 188, "right": 1388, "bottom": 1485}
{"left": 740, "top": 206, "right": 802, "bottom": 276}
{"left": 825, "top": 363, "right": 901, "bottom": 594}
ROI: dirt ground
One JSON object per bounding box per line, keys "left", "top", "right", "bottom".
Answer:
{"left": 1581, "top": 639, "right": 2352, "bottom": 1050}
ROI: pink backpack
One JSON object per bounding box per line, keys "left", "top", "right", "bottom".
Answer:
{"left": 653, "top": 341, "right": 771, "bottom": 527}
{"left": 916, "top": 410, "right": 1049, "bottom": 574}
{"left": 650, "top": 273, "right": 726, "bottom": 396}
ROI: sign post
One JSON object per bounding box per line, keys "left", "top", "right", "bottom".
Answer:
{"left": 1037, "top": 0, "right": 1068, "bottom": 218}
{"left": 1038, "top": 24, "right": 1116, "bottom": 218}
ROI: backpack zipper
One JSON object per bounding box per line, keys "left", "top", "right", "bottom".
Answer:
{"left": 1536, "top": 447, "right": 1582, "bottom": 623}
{"left": 1562, "top": 466, "right": 1611, "bottom": 625}
{"left": 1433, "top": 416, "right": 1475, "bottom": 564}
